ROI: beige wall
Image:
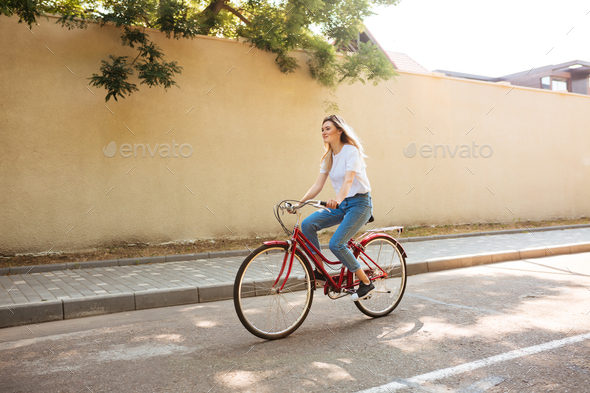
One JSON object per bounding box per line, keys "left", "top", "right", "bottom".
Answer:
{"left": 1, "top": 17, "right": 590, "bottom": 254}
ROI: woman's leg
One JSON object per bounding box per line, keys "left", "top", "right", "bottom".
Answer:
{"left": 301, "top": 207, "right": 345, "bottom": 269}
{"left": 328, "top": 194, "right": 372, "bottom": 283}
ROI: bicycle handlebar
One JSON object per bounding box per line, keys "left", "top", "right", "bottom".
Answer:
{"left": 276, "top": 199, "right": 339, "bottom": 235}
{"left": 284, "top": 200, "right": 339, "bottom": 213}
{"left": 319, "top": 201, "right": 340, "bottom": 209}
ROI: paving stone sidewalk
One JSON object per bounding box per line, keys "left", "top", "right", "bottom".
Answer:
{"left": 1, "top": 227, "right": 589, "bottom": 328}
{"left": 403, "top": 227, "right": 590, "bottom": 262}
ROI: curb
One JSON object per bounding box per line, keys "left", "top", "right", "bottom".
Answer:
{"left": 1, "top": 250, "right": 252, "bottom": 276}
{"left": 2, "top": 241, "right": 589, "bottom": 329}
{"left": 397, "top": 223, "right": 590, "bottom": 243}
{"left": 2, "top": 224, "right": 589, "bottom": 276}
{"left": 404, "top": 242, "right": 590, "bottom": 276}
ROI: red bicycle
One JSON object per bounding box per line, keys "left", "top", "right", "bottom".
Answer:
{"left": 233, "top": 200, "right": 407, "bottom": 340}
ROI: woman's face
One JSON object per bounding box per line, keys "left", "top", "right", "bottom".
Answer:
{"left": 322, "top": 121, "right": 342, "bottom": 145}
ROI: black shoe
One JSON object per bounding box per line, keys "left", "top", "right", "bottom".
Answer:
{"left": 312, "top": 270, "right": 327, "bottom": 282}
{"left": 351, "top": 281, "right": 375, "bottom": 301}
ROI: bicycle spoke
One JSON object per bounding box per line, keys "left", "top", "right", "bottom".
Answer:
{"left": 354, "top": 236, "right": 407, "bottom": 317}
{"left": 277, "top": 297, "right": 291, "bottom": 332}
{"left": 234, "top": 244, "right": 313, "bottom": 339}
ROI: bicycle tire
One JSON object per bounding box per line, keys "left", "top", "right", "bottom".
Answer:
{"left": 233, "top": 244, "right": 314, "bottom": 340}
{"left": 354, "top": 235, "right": 407, "bottom": 317}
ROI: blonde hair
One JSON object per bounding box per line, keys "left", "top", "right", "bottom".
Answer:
{"left": 320, "top": 115, "right": 367, "bottom": 172}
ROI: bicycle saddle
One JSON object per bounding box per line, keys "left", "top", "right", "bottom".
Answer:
{"left": 366, "top": 215, "right": 374, "bottom": 224}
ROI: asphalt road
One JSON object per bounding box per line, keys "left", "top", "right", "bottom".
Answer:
{"left": 1, "top": 253, "right": 589, "bottom": 393}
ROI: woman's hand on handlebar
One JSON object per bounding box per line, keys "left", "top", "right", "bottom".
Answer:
{"left": 285, "top": 199, "right": 339, "bottom": 213}
{"left": 326, "top": 199, "right": 339, "bottom": 209}
{"left": 286, "top": 202, "right": 300, "bottom": 214}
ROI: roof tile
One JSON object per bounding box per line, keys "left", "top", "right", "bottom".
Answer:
{"left": 386, "top": 51, "right": 430, "bottom": 74}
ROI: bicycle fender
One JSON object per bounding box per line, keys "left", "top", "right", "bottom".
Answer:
{"left": 263, "top": 240, "right": 291, "bottom": 247}
{"left": 360, "top": 233, "right": 407, "bottom": 258}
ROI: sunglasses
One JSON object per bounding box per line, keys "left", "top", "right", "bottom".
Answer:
{"left": 323, "top": 114, "right": 344, "bottom": 123}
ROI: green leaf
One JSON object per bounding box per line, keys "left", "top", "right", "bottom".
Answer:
{"left": 1, "top": 0, "right": 401, "bottom": 102}
{"left": 121, "top": 26, "right": 148, "bottom": 48}
{"left": 337, "top": 41, "right": 397, "bottom": 86}
{"left": 136, "top": 59, "right": 182, "bottom": 88}
{"left": 1, "top": 0, "right": 43, "bottom": 27}
{"left": 88, "top": 55, "right": 139, "bottom": 102}
{"left": 156, "top": 0, "right": 199, "bottom": 39}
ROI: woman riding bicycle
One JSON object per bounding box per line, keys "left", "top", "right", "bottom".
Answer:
{"left": 296, "top": 114, "right": 375, "bottom": 301}
{"left": 233, "top": 115, "right": 407, "bottom": 338}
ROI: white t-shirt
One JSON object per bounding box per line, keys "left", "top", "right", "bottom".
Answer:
{"left": 320, "top": 144, "right": 371, "bottom": 198}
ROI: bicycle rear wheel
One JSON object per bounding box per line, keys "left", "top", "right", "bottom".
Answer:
{"left": 233, "top": 244, "right": 314, "bottom": 340}
{"left": 354, "top": 236, "right": 407, "bottom": 317}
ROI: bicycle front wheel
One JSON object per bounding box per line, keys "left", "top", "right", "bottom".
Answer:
{"left": 355, "top": 236, "right": 407, "bottom": 317}
{"left": 233, "top": 244, "right": 314, "bottom": 340}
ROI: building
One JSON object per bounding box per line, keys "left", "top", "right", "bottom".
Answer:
{"left": 434, "top": 60, "right": 590, "bottom": 95}
{"left": 357, "top": 28, "right": 430, "bottom": 74}
{"left": 385, "top": 51, "right": 430, "bottom": 74}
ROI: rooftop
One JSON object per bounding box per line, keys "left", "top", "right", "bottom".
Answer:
{"left": 386, "top": 51, "right": 430, "bottom": 74}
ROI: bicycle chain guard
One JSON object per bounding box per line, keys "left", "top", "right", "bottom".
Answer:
{"left": 327, "top": 286, "right": 342, "bottom": 299}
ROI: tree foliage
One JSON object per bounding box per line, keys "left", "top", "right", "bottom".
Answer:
{"left": 2, "top": 0, "right": 399, "bottom": 101}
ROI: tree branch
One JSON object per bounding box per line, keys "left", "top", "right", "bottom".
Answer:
{"left": 142, "top": 15, "right": 152, "bottom": 28}
{"left": 130, "top": 27, "right": 147, "bottom": 66}
{"left": 221, "top": 4, "right": 250, "bottom": 25}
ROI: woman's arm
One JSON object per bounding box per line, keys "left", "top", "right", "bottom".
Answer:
{"left": 300, "top": 173, "right": 329, "bottom": 202}
{"left": 333, "top": 171, "right": 355, "bottom": 205}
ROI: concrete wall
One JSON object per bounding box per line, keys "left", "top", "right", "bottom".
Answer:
{"left": 1, "top": 17, "right": 590, "bottom": 254}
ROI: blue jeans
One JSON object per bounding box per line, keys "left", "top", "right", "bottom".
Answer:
{"left": 301, "top": 193, "right": 372, "bottom": 272}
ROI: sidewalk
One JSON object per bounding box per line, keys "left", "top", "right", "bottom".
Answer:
{"left": 1, "top": 227, "right": 589, "bottom": 329}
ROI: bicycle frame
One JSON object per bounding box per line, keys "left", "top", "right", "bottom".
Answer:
{"left": 234, "top": 199, "right": 409, "bottom": 340}
{"left": 264, "top": 204, "right": 401, "bottom": 296}
{"left": 297, "top": 227, "right": 390, "bottom": 291}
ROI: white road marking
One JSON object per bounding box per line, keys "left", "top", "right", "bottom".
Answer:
{"left": 356, "top": 332, "right": 590, "bottom": 393}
